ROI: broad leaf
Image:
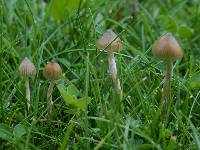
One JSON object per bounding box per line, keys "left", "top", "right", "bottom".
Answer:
{"left": 57, "top": 82, "right": 91, "bottom": 110}
{"left": 57, "top": 83, "right": 75, "bottom": 105}
{"left": 13, "top": 124, "right": 26, "bottom": 139}
{"left": 49, "top": 0, "right": 84, "bottom": 20}
{"left": 178, "top": 25, "right": 193, "bottom": 39}
{"left": 67, "top": 84, "right": 81, "bottom": 98}
{"left": 75, "top": 97, "right": 91, "bottom": 109}
{"left": 0, "top": 123, "right": 13, "bottom": 141}
{"left": 189, "top": 73, "right": 200, "bottom": 89}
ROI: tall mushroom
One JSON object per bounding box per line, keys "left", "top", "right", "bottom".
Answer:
{"left": 43, "top": 60, "right": 62, "bottom": 117}
{"left": 19, "top": 57, "right": 36, "bottom": 111}
{"left": 96, "top": 29, "right": 123, "bottom": 98}
{"left": 152, "top": 33, "right": 183, "bottom": 118}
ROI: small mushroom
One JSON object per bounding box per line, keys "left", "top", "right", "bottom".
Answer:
{"left": 19, "top": 57, "right": 36, "bottom": 110}
{"left": 43, "top": 60, "right": 62, "bottom": 117}
{"left": 152, "top": 33, "right": 183, "bottom": 118}
{"left": 96, "top": 29, "right": 123, "bottom": 97}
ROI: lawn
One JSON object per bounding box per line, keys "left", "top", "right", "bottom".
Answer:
{"left": 1, "top": 0, "right": 200, "bottom": 149}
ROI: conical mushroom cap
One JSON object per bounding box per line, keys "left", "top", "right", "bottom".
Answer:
{"left": 19, "top": 57, "right": 36, "bottom": 77}
{"left": 152, "top": 33, "right": 183, "bottom": 60}
{"left": 96, "top": 29, "right": 123, "bottom": 51}
{"left": 43, "top": 61, "right": 62, "bottom": 80}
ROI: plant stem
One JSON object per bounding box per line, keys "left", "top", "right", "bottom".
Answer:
{"left": 47, "top": 80, "right": 55, "bottom": 118}
{"left": 108, "top": 50, "right": 122, "bottom": 113}
{"left": 108, "top": 50, "right": 122, "bottom": 97}
{"left": 161, "top": 59, "right": 172, "bottom": 119}
{"left": 25, "top": 77, "right": 30, "bottom": 111}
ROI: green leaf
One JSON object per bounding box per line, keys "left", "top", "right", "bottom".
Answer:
{"left": 0, "top": 123, "right": 13, "bottom": 141}
{"left": 49, "top": 0, "right": 67, "bottom": 20}
{"left": 67, "top": 84, "right": 81, "bottom": 98}
{"left": 178, "top": 25, "right": 193, "bottom": 39}
{"left": 59, "top": 58, "right": 71, "bottom": 67}
{"left": 166, "top": 16, "right": 177, "bottom": 32}
{"left": 2, "top": 37, "right": 20, "bottom": 58}
{"left": 158, "top": 15, "right": 177, "bottom": 32}
{"left": 64, "top": 109, "right": 78, "bottom": 114}
{"left": 189, "top": 73, "right": 200, "bottom": 89}
{"left": 57, "top": 83, "right": 76, "bottom": 105}
{"left": 190, "top": 121, "right": 200, "bottom": 149}
{"left": 166, "top": 136, "right": 176, "bottom": 150}
{"left": 75, "top": 97, "right": 91, "bottom": 109}
{"left": 160, "top": 129, "right": 171, "bottom": 139}
{"left": 137, "top": 144, "right": 157, "bottom": 149}
{"left": 4, "top": 0, "right": 17, "bottom": 24}
{"left": 65, "top": 0, "right": 83, "bottom": 13}
{"left": 57, "top": 82, "right": 91, "bottom": 110}
{"left": 94, "top": 13, "right": 105, "bottom": 32}
{"left": 49, "top": 0, "right": 84, "bottom": 20}
{"left": 13, "top": 124, "right": 26, "bottom": 139}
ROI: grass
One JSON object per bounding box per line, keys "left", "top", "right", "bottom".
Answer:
{"left": 1, "top": 0, "right": 200, "bottom": 149}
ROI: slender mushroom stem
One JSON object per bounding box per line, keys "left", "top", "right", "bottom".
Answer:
{"left": 47, "top": 80, "right": 55, "bottom": 118}
{"left": 108, "top": 49, "right": 122, "bottom": 98}
{"left": 161, "top": 59, "right": 172, "bottom": 119}
{"left": 25, "top": 77, "right": 30, "bottom": 110}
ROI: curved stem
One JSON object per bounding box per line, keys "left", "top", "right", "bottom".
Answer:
{"left": 47, "top": 80, "right": 55, "bottom": 118}
{"left": 108, "top": 50, "right": 122, "bottom": 98}
{"left": 161, "top": 59, "right": 172, "bottom": 119}
{"left": 25, "top": 77, "right": 30, "bottom": 111}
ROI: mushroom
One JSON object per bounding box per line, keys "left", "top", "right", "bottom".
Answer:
{"left": 19, "top": 57, "right": 36, "bottom": 110}
{"left": 96, "top": 29, "right": 123, "bottom": 98}
{"left": 43, "top": 60, "right": 62, "bottom": 117}
{"left": 152, "top": 33, "right": 183, "bottom": 118}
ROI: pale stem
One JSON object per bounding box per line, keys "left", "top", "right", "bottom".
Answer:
{"left": 47, "top": 80, "right": 55, "bottom": 117}
{"left": 108, "top": 50, "right": 122, "bottom": 97}
{"left": 25, "top": 77, "right": 30, "bottom": 110}
{"left": 161, "top": 59, "right": 172, "bottom": 118}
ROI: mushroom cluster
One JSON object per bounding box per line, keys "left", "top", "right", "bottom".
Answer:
{"left": 19, "top": 58, "right": 62, "bottom": 118}
{"left": 18, "top": 30, "right": 183, "bottom": 122}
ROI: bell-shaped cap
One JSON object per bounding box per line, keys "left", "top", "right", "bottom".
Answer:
{"left": 43, "top": 61, "right": 62, "bottom": 80}
{"left": 19, "top": 57, "right": 36, "bottom": 77}
{"left": 152, "top": 33, "right": 183, "bottom": 60}
{"left": 96, "top": 29, "right": 123, "bottom": 51}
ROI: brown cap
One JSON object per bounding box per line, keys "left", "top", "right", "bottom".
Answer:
{"left": 19, "top": 57, "right": 36, "bottom": 77}
{"left": 96, "top": 29, "right": 123, "bottom": 51}
{"left": 43, "top": 61, "right": 62, "bottom": 80}
{"left": 152, "top": 33, "right": 183, "bottom": 60}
